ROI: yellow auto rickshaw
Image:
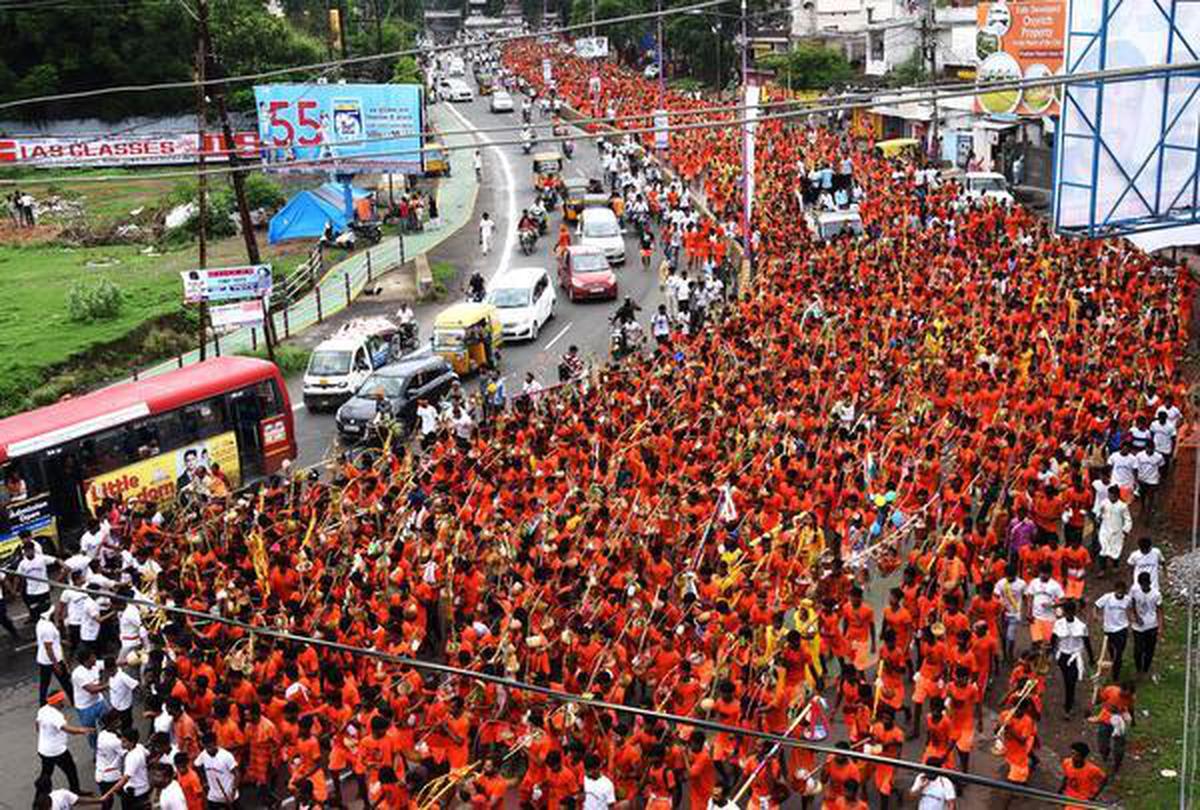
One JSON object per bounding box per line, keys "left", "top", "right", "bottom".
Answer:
{"left": 432, "top": 302, "right": 502, "bottom": 376}
{"left": 424, "top": 142, "right": 451, "bottom": 177}
{"left": 873, "top": 137, "right": 920, "bottom": 160}
{"left": 561, "top": 176, "right": 589, "bottom": 224}
{"left": 532, "top": 150, "right": 563, "bottom": 190}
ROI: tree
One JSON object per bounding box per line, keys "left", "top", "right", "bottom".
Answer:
{"left": 665, "top": 11, "right": 733, "bottom": 88}
{"left": 392, "top": 55, "right": 423, "bottom": 84}
{"left": 570, "top": 0, "right": 647, "bottom": 60}
{"left": 208, "top": 0, "right": 325, "bottom": 111}
{"left": 886, "top": 51, "right": 928, "bottom": 88}
{"left": 758, "top": 43, "right": 853, "bottom": 90}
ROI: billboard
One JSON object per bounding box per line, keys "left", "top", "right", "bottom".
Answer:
{"left": 0, "top": 493, "right": 56, "bottom": 557}
{"left": 181, "top": 264, "right": 273, "bottom": 303}
{"left": 574, "top": 36, "right": 610, "bottom": 59}
{"left": 0, "top": 132, "right": 259, "bottom": 169}
{"left": 975, "top": 1, "right": 1065, "bottom": 117}
{"left": 253, "top": 83, "right": 424, "bottom": 173}
{"left": 209, "top": 299, "right": 266, "bottom": 328}
{"left": 84, "top": 431, "right": 241, "bottom": 511}
{"left": 1055, "top": 0, "right": 1200, "bottom": 236}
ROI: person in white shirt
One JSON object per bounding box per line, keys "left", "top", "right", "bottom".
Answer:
{"left": 1135, "top": 446, "right": 1165, "bottom": 512}
{"left": 994, "top": 566, "right": 1028, "bottom": 664}
{"left": 1150, "top": 410, "right": 1177, "bottom": 463}
{"left": 1052, "top": 599, "right": 1095, "bottom": 718}
{"left": 94, "top": 711, "right": 125, "bottom": 799}
{"left": 116, "top": 598, "right": 145, "bottom": 664}
{"left": 910, "top": 756, "right": 957, "bottom": 809}
{"left": 581, "top": 754, "right": 615, "bottom": 810}
{"left": 150, "top": 763, "right": 189, "bottom": 810}
{"left": 1131, "top": 572, "right": 1164, "bottom": 675}
{"left": 112, "top": 729, "right": 151, "bottom": 810}
{"left": 31, "top": 787, "right": 111, "bottom": 810}
{"left": 1127, "top": 536, "right": 1164, "bottom": 591}
{"left": 1106, "top": 442, "right": 1139, "bottom": 494}
{"left": 416, "top": 399, "right": 439, "bottom": 450}
{"left": 17, "top": 539, "right": 57, "bottom": 618}
{"left": 195, "top": 732, "right": 240, "bottom": 807}
{"left": 1096, "top": 484, "right": 1133, "bottom": 573}
{"left": 70, "top": 648, "right": 109, "bottom": 743}
{"left": 77, "top": 588, "right": 106, "bottom": 647}
{"left": 36, "top": 610, "right": 72, "bottom": 706}
{"left": 36, "top": 692, "right": 88, "bottom": 792}
{"left": 1094, "top": 580, "right": 1134, "bottom": 681}
{"left": 1025, "top": 564, "right": 1065, "bottom": 645}
{"left": 105, "top": 657, "right": 139, "bottom": 727}
{"left": 57, "top": 570, "right": 87, "bottom": 650}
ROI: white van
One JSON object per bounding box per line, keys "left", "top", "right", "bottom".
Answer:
{"left": 302, "top": 317, "right": 399, "bottom": 411}
{"left": 807, "top": 209, "right": 864, "bottom": 241}
{"left": 579, "top": 207, "right": 625, "bottom": 264}
{"left": 962, "top": 171, "right": 1014, "bottom": 205}
{"left": 487, "top": 266, "right": 556, "bottom": 341}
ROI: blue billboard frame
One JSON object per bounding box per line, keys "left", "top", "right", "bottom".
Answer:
{"left": 1054, "top": 0, "right": 1200, "bottom": 238}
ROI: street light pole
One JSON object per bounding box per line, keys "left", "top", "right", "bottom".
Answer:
{"left": 740, "top": 0, "right": 752, "bottom": 269}
{"left": 656, "top": 0, "right": 665, "bottom": 102}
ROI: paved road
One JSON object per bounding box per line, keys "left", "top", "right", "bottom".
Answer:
{"left": 286, "top": 92, "right": 670, "bottom": 469}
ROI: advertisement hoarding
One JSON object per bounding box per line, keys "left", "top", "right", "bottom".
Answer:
{"left": 975, "top": 1, "right": 1065, "bottom": 117}
{"left": 574, "top": 37, "right": 610, "bottom": 59}
{"left": 0, "top": 132, "right": 259, "bottom": 169}
{"left": 0, "top": 493, "right": 56, "bottom": 556}
{"left": 181, "top": 264, "right": 273, "bottom": 303}
{"left": 653, "top": 110, "right": 670, "bottom": 149}
{"left": 84, "top": 431, "right": 241, "bottom": 512}
{"left": 253, "top": 83, "right": 424, "bottom": 173}
{"left": 209, "top": 299, "right": 266, "bottom": 328}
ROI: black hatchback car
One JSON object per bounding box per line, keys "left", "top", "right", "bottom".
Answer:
{"left": 334, "top": 355, "right": 457, "bottom": 442}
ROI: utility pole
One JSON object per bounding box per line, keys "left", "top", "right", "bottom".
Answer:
{"left": 194, "top": 8, "right": 208, "bottom": 363}
{"left": 740, "top": 0, "right": 751, "bottom": 269}
{"left": 921, "top": 0, "right": 938, "bottom": 160}
{"left": 198, "top": 0, "right": 275, "bottom": 362}
{"left": 656, "top": 0, "right": 664, "bottom": 102}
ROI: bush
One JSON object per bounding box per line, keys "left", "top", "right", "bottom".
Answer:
{"left": 66, "top": 277, "right": 124, "bottom": 322}
{"left": 239, "top": 344, "right": 310, "bottom": 376}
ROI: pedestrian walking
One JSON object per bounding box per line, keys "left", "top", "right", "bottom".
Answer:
{"left": 36, "top": 609, "right": 72, "bottom": 706}
{"left": 36, "top": 691, "right": 87, "bottom": 793}
{"left": 479, "top": 212, "right": 495, "bottom": 255}
{"left": 1094, "top": 580, "right": 1133, "bottom": 681}
{"left": 473, "top": 149, "right": 483, "bottom": 181}
{"left": 1130, "top": 571, "right": 1163, "bottom": 675}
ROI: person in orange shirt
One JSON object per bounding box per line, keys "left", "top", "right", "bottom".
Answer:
{"left": 922, "top": 698, "right": 955, "bottom": 766}
{"left": 242, "top": 702, "right": 280, "bottom": 805}
{"left": 173, "top": 752, "right": 205, "bottom": 810}
{"left": 471, "top": 757, "right": 513, "bottom": 808}
{"left": 823, "top": 742, "right": 862, "bottom": 801}
{"left": 841, "top": 585, "right": 876, "bottom": 672}
{"left": 1059, "top": 742, "right": 1108, "bottom": 810}
{"left": 541, "top": 750, "right": 581, "bottom": 810}
{"left": 869, "top": 709, "right": 905, "bottom": 809}
{"left": 946, "top": 666, "right": 982, "bottom": 773}
{"left": 685, "top": 730, "right": 717, "bottom": 810}
{"left": 825, "top": 777, "right": 869, "bottom": 810}
{"left": 997, "top": 700, "right": 1038, "bottom": 784}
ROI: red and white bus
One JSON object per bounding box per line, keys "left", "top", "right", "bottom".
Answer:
{"left": 0, "top": 357, "right": 297, "bottom": 553}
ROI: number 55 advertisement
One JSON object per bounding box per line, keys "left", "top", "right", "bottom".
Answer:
{"left": 253, "top": 83, "right": 425, "bottom": 174}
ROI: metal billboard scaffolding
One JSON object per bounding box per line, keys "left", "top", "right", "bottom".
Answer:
{"left": 1055, "top": 0, "right": 1200, "bottom": 238}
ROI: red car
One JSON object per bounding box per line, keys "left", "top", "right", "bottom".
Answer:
{"left": 558, "top": 245, "right": 618, "bottom": 301}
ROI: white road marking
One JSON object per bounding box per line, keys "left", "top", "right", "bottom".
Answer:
{"left": 292, "top": 401, "right": 305, "bottom": 412}
{"left": 442, "top": 101, "right": 518, "bottom": 281}
{"left": 544, "top": 321, "right": 573, "bottom": 350}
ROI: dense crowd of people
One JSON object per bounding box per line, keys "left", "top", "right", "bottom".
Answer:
{"left": 16, "top": 33, "right": 1194, "bottom": 810}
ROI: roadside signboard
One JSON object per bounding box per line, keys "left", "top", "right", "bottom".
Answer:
{"left": 181, "top": 264, "right": 273, "bottom": 303}
{"left": 574, "top": 37, "right": 610, "bottom": 59}
{"left": 209, "top": 299, "right": 266, "bottom": 328}
{"left": 0, "top": 132, "right": 259, "bottom": 169}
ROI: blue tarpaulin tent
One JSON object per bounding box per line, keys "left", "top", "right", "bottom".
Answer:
{"left": 268, "top": 182, "right": 370, "bottom": 244}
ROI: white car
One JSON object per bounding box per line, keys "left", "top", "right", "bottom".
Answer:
{"left": 487, "top": 266, "right": 556, "bottom": 341}
{"left": 444, "top": 78, "right": 474, "bottom": 102}
{"left": 579, "top": 207, "right": 625, "bottom": 264}
{"left": 490, "top": 90, "right": 514, "bottom": 113}
{"left": 643, "top": 64, "right": 660, "bottom": 79}
{"left": 962, "top": 171, "right": 1014, "bottom": 205}
{"left": 807, "top": 209, "right": 863, "bottom": 241}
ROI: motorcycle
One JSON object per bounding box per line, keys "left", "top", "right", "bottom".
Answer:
{"left": 539, "top": 186, "right": 559, "bottom": 210}
{"left": 563, "top": 139, "right": 575, "bottom": 159}
{"left": 609, "top": 319, "right": 645, "bottom": 360}
{"left": 350, "top": 221, "right": 383, "bottom": 246}
{"left": 391, "top": 321, "right": 419, "bottom": 357}
{"left": 519, "top": 227, "right": 538, "bottom": 256}
{"left": 528, "top": 206, "right": 548, "bottom": 235}
{"left": 522, "top": 136, "right": 534, "bottom": 155}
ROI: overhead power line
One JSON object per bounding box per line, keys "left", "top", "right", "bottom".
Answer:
{"left": 5, "top": 57, "right": 1200, "bottom": 189}
{"left": 0, "top": 0, "right": 727, "bottom": 111}
{"left": 0, "top": 567, "right": 1110, "bottom": 809}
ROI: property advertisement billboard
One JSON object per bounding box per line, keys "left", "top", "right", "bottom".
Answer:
{"left": 975, "top": 1, "right": 1066, "bottom": 117}
{"left": 574, "top": 36, "right": 609, "bottom": 59}
{"left": 253, "top": 83, "right": 424, "bottom": 173}
{"left": 84, "top": 431, "right": 241, "bottom": 511}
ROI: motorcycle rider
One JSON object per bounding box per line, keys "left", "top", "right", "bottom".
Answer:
{"left": 613, "top": 296, "right": 642, "bottom": 325}
{"left": 518, "top": 209, "right": 538, "bottom": 234}
{"left": 528, "top": 197, "right": 547, "bottom": 233}
{"left": 521, "top": 126, "right": 535, "bottom": 153}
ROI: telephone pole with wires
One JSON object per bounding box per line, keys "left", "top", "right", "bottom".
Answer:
{"left": 920, "top": 0, "right": 939, "bottom": 160}
{"left": 193, "top": 0, "right": 209, "bottom": 362}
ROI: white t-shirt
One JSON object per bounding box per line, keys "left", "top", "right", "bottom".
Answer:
{"left": 1131, "top": 587, "right": 1162, "bottom": 631}
{"left": 913, "top": 774, "right": 957, "bottom": 810}
{"left": 417, "top": 404, "right": 439, "bottom": 436}
{"left": 1151, "top": 420, "right": 1177, "bottom": 454}
{"left": 1108, "top": 451, "right": 1138, "bottom": 489}
{"left": 1027, "top": 577, "right": 1065, "bottom": 621}
{"left": 95, "top": 729, "right": 125, "bottom": 783}
{"left": 1136, "top": 450, "right": 1165, "bottom": 485}
{"left": 17, "top": 553, "right": 54, "bottom": 594}
{"left": 123, "top": 744, "right": 151, "bottom": 796}
{"left": 35, "top": 617, "right": 63, "bottom": 665}
{"left": 37, "top": 704, "right": 69, "bottom": 756}
{"left": 995, "top": 577, "right": 1027, "bottom": 619}
{"left": 583, "top": 774, "right": 616, "bottom": 810}
{"left": 49, "top": 789, "right": 78, "bottom": 810}
{"left": 1095, "top": 592, "right": 1132, "bottom": 633}
{"left": 108, "top": 669, "right": 139, "bottom": 712}
{"left": 79, "top": 596, "right": 103, "bottom": 642}
{"left": 118, "top": 603, "right": 142, "bottom": 640}
{"left": 159, "top": 781, "right": 188, "bottom": 810}
{"left": 59, "top": 588, "right": 86, "bottom": 626}
{"left": 71, "top": 662, "right": 103, "bottom": 709}
{"left": 196, "top": 747, "right": 240, "bottom": 802}
{"left": 1127, "top": 547, "right": 1164, "bottom": 591}
{"left": 1053, "top": 616, "right": 1088, "bottom": 655}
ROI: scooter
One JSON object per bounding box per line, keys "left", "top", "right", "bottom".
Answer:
{"left": 522, "top": 135, "right": 535, "bottom": 155}
{"left": 519, "top": 227, "right": 538, "bottom": 256}
{"left": 351, "top": 221, "right": 383, "bottom": 246}
{"left": 563, "top": 139, "right": 575, "bottom": 159}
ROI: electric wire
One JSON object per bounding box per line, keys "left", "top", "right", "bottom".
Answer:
{"left": 5, "top": 56, "right": 1200, "bottom": 189}
{"left": 0, "top": 567, "right": 1110, "bottom": 809}
{"left": 0, "top": 0, "right": 728, "bottom": 111}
